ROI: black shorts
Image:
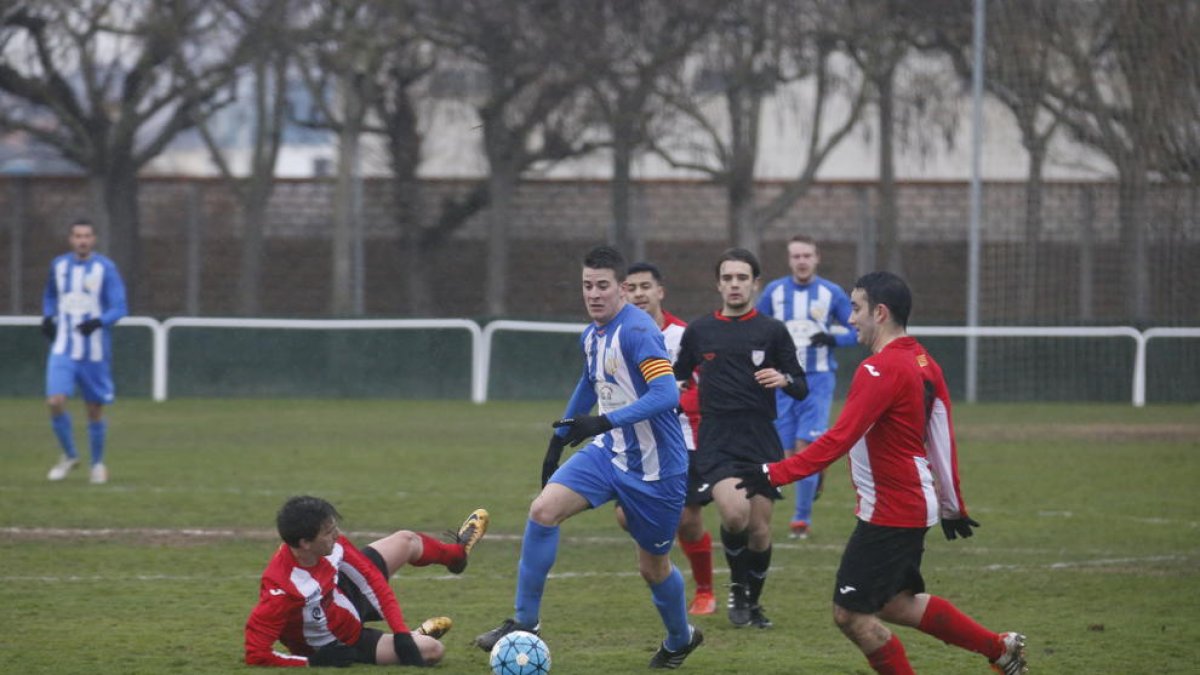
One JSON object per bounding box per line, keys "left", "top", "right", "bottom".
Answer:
{"left": 336, "top": 545, "right": 390, "bottom": 664}
{"left": 833, "top": 520, "right": 928, "bottom": 613}
{"left": 696, "top": 414, "right": 784, "bottom": 496}
{"left": 684, "top": 453, "right": 714, "bottom": 507}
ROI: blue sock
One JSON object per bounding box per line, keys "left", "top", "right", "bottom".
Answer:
{"left": 88, "top": 419, "right": 107, "bottom": 466}
{"left": 793, "top": 473, "right": 820, "bottom": 523}
{"left": 51, "top": 413, "right": 77, "bottom": 459}
{"left": 514, "top": 519, "right": 559, "bottom": 626}
{"left": 651, "top": 566, "right": 691, "bottom": 650}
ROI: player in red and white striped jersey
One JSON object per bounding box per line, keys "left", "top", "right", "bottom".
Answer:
{"left": 244, "top": 496, "right": 488, "bottom": 668}
{"left": 736, "top": 272, "right": 1027, "bottom": 675}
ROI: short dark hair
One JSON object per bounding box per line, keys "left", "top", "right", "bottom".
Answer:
{"left": 854, "top": 271, "right": 912, "bottom": 328}
{"left": 788, "top": 234, "right": 818, "bottom": 250}
{"left": 715, "top": 247, "right": 761, "bottom": 279}
{"left": 584, "top": 245, "right": 627, "bottom": 281}
{"left": 69, "top": 219, "right": 95, "bottom": 233}
{"left": 626, "top": 261, "right": 663, "bottom": 283}
{"left": 276, "top": 496, "right": 341, "bottom": 547}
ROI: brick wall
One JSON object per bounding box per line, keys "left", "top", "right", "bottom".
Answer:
{"left": 2, "top": 176, "right": 1196, "bottom": 324}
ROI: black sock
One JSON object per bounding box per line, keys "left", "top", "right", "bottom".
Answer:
{"left": 720, "top": 526, "right": 750, "bottom": 585}
{"left": 745, "top": 545, "right": 772, "bottom": 605}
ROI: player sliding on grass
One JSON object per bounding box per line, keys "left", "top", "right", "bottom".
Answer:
{"left": 244, "top": 496, "right": 488, "bottom": 668}
{"left": 474, "top": 246, "right": 703, "bottom": 670}
{"left": 734, "top": 271, "right": 1028, "bottom": 675}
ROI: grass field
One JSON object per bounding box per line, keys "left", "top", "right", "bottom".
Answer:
{"left": 2, "top": 398, "right": 1198, "bottom": 674}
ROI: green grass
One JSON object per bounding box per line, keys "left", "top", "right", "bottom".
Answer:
{"left": 1, "top": 399, "right": 1198, "bottom": 674}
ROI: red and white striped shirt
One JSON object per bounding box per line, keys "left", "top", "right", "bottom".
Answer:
{"left": 661, "top": 310, "right": 700, "bottom": 449}
{"left": 768, "top": 336, "right": 967, "bottom": 528}
{"left": 244, "top": 536, "right": 409, "bottom": 667}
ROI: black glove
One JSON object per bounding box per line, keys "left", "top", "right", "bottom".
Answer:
{"left": 541, "top": 434, "right": 568, "bottom": 487}
{"left": 732, "top": 462, "right": 774, "bottom": 499}
{"left": 941, "top": 516, "right": 981, "bottom": 541}
{"left": 41, "top": 316, "right": 56, "bottom": 340}
{"left": 392, "top": 632, "right": 425, "bottom": 666}
{"left": 809, "top": 332, "right": 837, "bottom": 348}
{"left": 78, "top": 318, "right": 103, "bottom": 336}
{"left": 552, "top": 415, "right": 613, "bottom": 447}
{"left": 308, "top": 642, "right": 356, "bottom": 667}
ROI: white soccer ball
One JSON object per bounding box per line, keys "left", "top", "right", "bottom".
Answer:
{"left": 489, "top": 630, "right": 551, "bottom": 675}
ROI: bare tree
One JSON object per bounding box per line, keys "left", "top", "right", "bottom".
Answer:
{"left": 420, "top": 0, "right": 600, "bottom": 315}
{"left": 189, "top": 0, "right": 294, "bottom": 316}
{"left": 581, "top": 0, "right": 719, "bottom": 258}
{"left": 1040, "top": 0, "right": 1188, "bottom": 323}
{"left": 651, "top": 0, "right": 867, "bottom": 255}
{"left": 837, "top": 1, "right": 964, "bottom": 275}
{"left": 928, "top": 0, "right": 1062, "bottom": 320}
{"left": 294, "top": 0, "right": 398, "bottom": 316}
{"left": 0, "top": 0, "right": 248, "bottom": 305}
{"left": 369, "top": 10, "right": 436, "bottom": 316}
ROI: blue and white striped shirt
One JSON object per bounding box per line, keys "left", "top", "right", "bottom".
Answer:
{"left": 756, "top": 275, "right": 856, "bottom": 374}
{"left": 563, "top": 304, "right": 687, "bottom": 481}
{"left": 43, "top": 253, "right": 127, "bottom": 364}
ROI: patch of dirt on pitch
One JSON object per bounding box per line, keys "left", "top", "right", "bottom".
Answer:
{"left": 957, "top": 423, "right": 1199, "bottom": 443}
{"left": 0, "top": 527, "right": 278, "bottom": 547}
{"left": 0, "top": 527, "right": 395, "bottom": 547}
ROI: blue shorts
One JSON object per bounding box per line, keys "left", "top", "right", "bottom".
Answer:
{"left": 46, "top": 355, "right": 115, "bottom": 405}
{"left": 551, "top": 444, "right": 685, "bottom": 555}
{"left": 774, "top": 370, "right": 834, "bottom": 446}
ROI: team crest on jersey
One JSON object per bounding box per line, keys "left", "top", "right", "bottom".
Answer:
{"left": 810, "top": 304, "right": 828, "bottom": 322}
{"left": 751, "top": 350, "right": 765, "bottom": 366}
{"left": 604, "top": 351, "right": 619, "bottom": 376}
{"left": 916, "top": 354, "right": 928, "bottom": 367}
{"left": 703, "top": 352, "right": 716, "bottom": 361}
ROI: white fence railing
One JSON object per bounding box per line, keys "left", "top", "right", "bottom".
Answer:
{"left": 908, "top": 325, "right": 1147, "bottom": 406}
{"left": 1, "top": 316, "right": 1194, "bottom": 406}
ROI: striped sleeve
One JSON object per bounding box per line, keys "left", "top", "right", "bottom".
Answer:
{"left": 639, "top": 357, "right": 674, "bottom": 383}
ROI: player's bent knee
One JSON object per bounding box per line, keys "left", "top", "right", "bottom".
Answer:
{"left": 366, "top": 530, "right": 421, "bottom": 570}
{"left": 832, "top": 604, "right": 857, "bottom": 630}
{"left": 528, "top": 485, "right": 585, "bottom": 526}
{"left": 417, "top": 635, "right": 444, "bottom": 665}
{"left": 639, "top": 556, "right": 672, "bottom": 584}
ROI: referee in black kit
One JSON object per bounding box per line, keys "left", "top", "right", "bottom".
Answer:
{"left": 673, "top": 247, "right": 808, "bottom": 630}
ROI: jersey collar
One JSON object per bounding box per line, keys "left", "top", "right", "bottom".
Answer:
{"left": 714, "top": 308, "right": 759, "bottom": 322}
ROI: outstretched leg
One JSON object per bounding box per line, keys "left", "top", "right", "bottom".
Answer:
{"left": 366, "top": 508, "right": 489, "bottom": 577}
{"left": 474, "top": 484, "right": 588, "bottom": 652}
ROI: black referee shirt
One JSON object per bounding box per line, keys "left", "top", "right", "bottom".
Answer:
{"left": 674, "top": 308, "right": 807, "bottom": 418}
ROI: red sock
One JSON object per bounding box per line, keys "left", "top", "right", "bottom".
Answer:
{"left": 678, "top": 531, "right": 713, "bottom": 593}
{"left": 413, "top": 533, "right": 463, "bottom": 569}
{"left": 867, "top": 634, "right": 914, "bottom": 675}
{"left": 918, "top": 595, "right": 1003, "bottom": 660}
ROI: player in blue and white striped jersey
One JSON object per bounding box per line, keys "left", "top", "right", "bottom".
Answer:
{"left": 41, "top": 219, "right": 127, "bottom": 485}
{"left": 475, "top": 246, "right": 703, "bottom": 669}
{"left": 756, "top": 235, "right": 857, "bottom": 540}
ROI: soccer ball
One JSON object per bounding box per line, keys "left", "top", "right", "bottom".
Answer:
{"left": 489, "top": 630, "right": 551, "bottom": 675}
